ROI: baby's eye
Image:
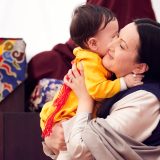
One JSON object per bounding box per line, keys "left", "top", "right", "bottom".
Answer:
{"left": 113, "top": 33, "right": 119, "bottom": 39}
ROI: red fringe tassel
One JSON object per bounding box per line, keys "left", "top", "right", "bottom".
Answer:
{"left": 42, "top": 84, "right": 71, "bottom": 138}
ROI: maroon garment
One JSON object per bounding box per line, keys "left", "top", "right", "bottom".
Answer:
{"left": 87, "top": 0, "right": 156, "bottom": 29}
{"left": 27, "top": 38, "right": 75, "bottom": 82}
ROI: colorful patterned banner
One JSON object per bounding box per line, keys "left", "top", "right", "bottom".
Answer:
{"left": 0, "top": 38, "right": 26, "bottom": 102}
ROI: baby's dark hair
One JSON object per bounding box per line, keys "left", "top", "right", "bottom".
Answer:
{"left": 70, "top": 4, "right": 116, "bottom": 49}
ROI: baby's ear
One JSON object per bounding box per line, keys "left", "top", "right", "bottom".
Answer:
{"left": 133, "top": 63, "right": 149, "bottom": 74}
{"left": 87, "top": 37, "right": 98, "bottom": 51}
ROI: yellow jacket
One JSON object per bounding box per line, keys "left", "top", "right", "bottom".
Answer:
{"left": 40, "top": 47, "right": 121, "bottom": 131}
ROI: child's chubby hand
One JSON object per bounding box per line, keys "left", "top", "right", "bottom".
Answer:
{"left": 124, "top": 73, "right": 144, "bottom": 88}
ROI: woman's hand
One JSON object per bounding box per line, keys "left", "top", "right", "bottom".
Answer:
{"left": 64, "top": 63, "right": 94, "bottom": 113}
{"left": 44, "top": 122, "right": 67, "bottom": 154}
{"left": 64, "top": 63, "right": 88, "bottom": 100}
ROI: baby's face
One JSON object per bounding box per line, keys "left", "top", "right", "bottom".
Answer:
{"left": 94, "top": 19, "right": 119, "bottom": 57}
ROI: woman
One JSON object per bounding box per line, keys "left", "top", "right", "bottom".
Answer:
{"left": 44, "top": 18, "right": 160, "bottom": 159}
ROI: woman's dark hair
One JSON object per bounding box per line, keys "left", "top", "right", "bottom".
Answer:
{"left": 134, "top": 18, "right": 160, "bottom": 81}
{"left": 70, "top": 4, "right": 116, "bottom": 49}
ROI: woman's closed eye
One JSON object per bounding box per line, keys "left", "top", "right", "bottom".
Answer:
{"left": 119, "top": 39, "right": 128, "bottom": 50}
{"left": 120, "top": 43, "right": 125, "bottom": 49}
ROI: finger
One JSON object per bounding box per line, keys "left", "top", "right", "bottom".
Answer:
{"left": 63, "top": 75, "right": 70, "bottom": 85}
{"left": 64, "top": 75, "right": 71, "bottom": 83}
{"left": 50, "top": 147, "right": 59, "bottom": 155}
{"left": 134, "top": 77, "right": 143, "bottom": 81}
{"left": 79, "top": 62, "right": 84, "bottom": 76}
{"left": 133, "top": 82, "right": 143, "bottom": 86}
{"left": 64, "top": 75, "right": 73, "bottom": 88}
{"left": 65, "top": 70, "right": 75, "bottom": 84}
{"left": 135, "top": 74, "right": 144, "bottom": 79}
{"left": 59, "top": 141, "right": 66, "bottom": 146}
{"left": 137, "top": 74, "right": 144, "bottom": 77}
{"left": 72, "top": 63, "right": 80, "bottom": 78}
{"left": 67, "top": 69, "right": 73, "bottom": 78}
{"left": 63, "top": 75, "right": 68, "bottom": 82}
{"left": 52, "top": 143, "right": 66, "bottom": 152}
{"left": 60, "top": 146, "right": 67, "bottom": 151}
{"left": 65, "top": 73, "right": 70, "bottom": 81}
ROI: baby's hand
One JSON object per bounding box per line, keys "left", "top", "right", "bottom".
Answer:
{"left": 124, "top": 74, "right": 144, "bottom": 88}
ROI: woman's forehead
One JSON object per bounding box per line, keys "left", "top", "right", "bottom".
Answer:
{"left": 119, "top": 23, "right": 139, "bottom": 50}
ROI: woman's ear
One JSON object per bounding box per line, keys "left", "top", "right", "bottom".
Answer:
{"left": 87, "top": 37, "right": 98, "bottom": 51}
{"left": 133, "top": 63, "right": 149, "bottom": 74}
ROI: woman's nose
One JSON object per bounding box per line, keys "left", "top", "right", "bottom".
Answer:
{"left": 107, "top": 38, "right": 119, "bottom": 50}
{"left": 107, "top": 42, "right": 115, "bottom": 52}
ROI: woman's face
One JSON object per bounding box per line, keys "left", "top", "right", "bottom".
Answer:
{"left": 102, "top": 22, "right": 140, "bottom": 77}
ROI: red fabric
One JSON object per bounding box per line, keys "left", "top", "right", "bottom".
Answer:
{"left": 42, "top": 84, "right": 71, "bottom": 137}
{"left": 87, "top": 0, "right": 156, "bottom": 29}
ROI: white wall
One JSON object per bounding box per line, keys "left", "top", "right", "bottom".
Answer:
{"left": 0, "top": 0, "right": 86, "bottom": 62}
{"left": 0, "top": 0, "right": 159, "bottom": 62}
{"left": 151, "top": 0, "right": 160, "bottom": 22}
